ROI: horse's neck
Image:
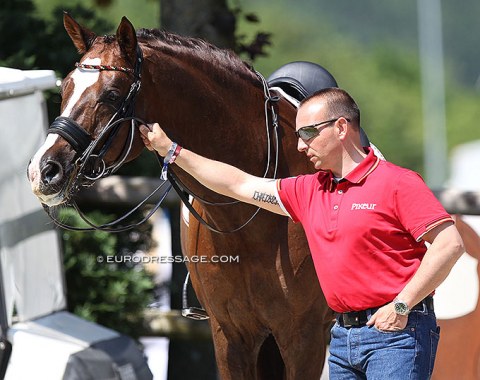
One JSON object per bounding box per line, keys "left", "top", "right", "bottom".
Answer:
{"left": 140, "top": 46, "right": 268, "bottom": 166}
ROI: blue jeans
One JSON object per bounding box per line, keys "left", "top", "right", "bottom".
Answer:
{"left": 329, "top": 309, "right": 440, "bottom": 379}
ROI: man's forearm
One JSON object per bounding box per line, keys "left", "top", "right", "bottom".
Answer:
{"left": 173, "top": 147, "right": 285, "bottom": 215}
{"left": 174, "top": 147, "right": 250, "bottom": 201}
{"left": 140, "top": 122, "right": 286, "bottom": 215}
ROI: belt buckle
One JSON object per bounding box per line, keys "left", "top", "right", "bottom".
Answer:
{"left": 342, "top": 313, "right": 361, "bottom": 328}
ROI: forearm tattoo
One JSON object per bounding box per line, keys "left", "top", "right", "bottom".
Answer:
{"left": 252, "top": 190, "right": 279, "bottom": 205}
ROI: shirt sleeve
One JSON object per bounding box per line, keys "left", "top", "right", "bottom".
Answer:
{"left": 394, "top": 170, "right": 453, "bottom": 241}
{"left": 276, "top": 175, "right": 309, "bottom": 223}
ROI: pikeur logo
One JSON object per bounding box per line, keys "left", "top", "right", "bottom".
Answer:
{"left": 351, "top": 203, "right": 377, "bottom": 210}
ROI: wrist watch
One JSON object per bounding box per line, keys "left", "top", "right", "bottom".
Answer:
{"left": 393, "top": 298, "right": 410, "bottom": 315}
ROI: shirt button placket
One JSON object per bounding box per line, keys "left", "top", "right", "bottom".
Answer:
{"left": 334, "top": 188, "right": 343, "bottom": 211}
{"left": 330, "top": 186, "right": 343, "bottom": 230}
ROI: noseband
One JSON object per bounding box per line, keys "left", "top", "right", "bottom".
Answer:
{"left": 48, "top": 45, "right": 144, "bottom": 186}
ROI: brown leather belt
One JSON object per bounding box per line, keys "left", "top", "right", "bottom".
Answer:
{"left": 336, "top": 297, "right": 434, "bottom": 328}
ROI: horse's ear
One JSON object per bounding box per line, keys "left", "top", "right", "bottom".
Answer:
{"left": 63, "top": 12, "right": 97, "bottom": 54}
{"left": 116, "top": 17, "right": 137, "bottom": 63}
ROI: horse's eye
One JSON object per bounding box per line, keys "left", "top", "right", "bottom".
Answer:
{"left": 104, "top": 90, "right": 120, "bottom": 103}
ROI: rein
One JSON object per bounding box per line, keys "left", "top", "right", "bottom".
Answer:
{"left": 44, "top": 44, "right": 280, "bottom": 233}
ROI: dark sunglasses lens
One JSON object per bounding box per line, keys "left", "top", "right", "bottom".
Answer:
{"left": 298, "top": 127, "right": 318, "bottom": 140}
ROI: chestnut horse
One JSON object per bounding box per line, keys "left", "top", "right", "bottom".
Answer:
{"left": 27, "top": 14, "right": 333, "bottom": 379}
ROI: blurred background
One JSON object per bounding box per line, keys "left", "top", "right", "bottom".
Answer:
{"left": 1, "top": 0, "right": 479, "bottom": 379}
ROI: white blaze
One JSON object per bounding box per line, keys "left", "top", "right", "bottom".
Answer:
{"left": 61, "top": 57, "right": 101, "bottom": 117}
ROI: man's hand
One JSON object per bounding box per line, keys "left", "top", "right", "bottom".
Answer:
{"left": 139, "top": 123, "right": 172, "bottom": 156}
{"left": 366, "top": 303, "right": 408, "bottom": 332}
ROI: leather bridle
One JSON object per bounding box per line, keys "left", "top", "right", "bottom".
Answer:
{"left": 43, "top": 45, "right": 173, "bottom": 232}
{"left": 48, "top": 45, "right": 144, "bottom": 186}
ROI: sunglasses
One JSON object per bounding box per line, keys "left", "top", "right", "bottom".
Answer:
{"left": 295, "top": 117, "right": 350, "bottom": 141}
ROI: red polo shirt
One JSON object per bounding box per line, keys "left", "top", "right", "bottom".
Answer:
{"left": 276, "top": 148, "right": 452, "bottom": 313}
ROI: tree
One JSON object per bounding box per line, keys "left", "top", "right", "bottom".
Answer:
{"left": 161, "top": 0, "right": 271, "bottom": 59}
{"left": 0, "top": 0, "right": 47, "bottom": 69}
{"left": 161, "top": 0, "right": 236, "bottom": 49}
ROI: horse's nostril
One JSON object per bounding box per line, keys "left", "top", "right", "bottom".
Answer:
{"left": 41, "top": 160, "right": 63, "bottom": 186}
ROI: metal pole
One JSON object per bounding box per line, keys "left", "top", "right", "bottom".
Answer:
{"left": 417, "top": 0, "right": 448, "bottom": 187}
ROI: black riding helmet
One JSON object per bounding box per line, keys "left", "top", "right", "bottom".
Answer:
{"left": 268, "top": 61, "right": 370, "bottom": 147}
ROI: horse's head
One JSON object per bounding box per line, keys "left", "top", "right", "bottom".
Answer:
{"left": 28, "top": 13, "right": 145, "bottom": 206}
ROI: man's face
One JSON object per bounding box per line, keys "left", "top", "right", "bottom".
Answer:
{"left": 295, "top": 101, "right": 340, "bottom": 171}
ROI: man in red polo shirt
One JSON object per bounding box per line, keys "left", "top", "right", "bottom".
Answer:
{"left": 140, "top": 87, "right": 464, "bottom": 379}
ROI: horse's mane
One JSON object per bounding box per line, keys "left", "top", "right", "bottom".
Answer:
{"left": 134, "top": 29, "right": 259, "bottom": 86}
{"left": 103, "top": 28, "right": 261, "bottom": 88}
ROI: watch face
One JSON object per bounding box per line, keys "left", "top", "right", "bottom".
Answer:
{"left": 395, "top": 301, "right": 409, "bottom": 315}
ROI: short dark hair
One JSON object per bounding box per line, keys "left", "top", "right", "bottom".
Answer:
{"left": 299, "top": 87, "right": 360, "bottom": 127}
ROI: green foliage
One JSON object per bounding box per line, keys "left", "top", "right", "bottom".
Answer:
{"left": 33, "top": 0, "right": 159, "bottom": 30}
{"left": 0, "top": 0, "right": 47, "bottom": 69}
{"left": 0, "top": 2, "right": 111, "bottom": 73}
{"left": 39, "top": 5, "right": 113, "bottom": 76}
{"left": 61, "top": 208, "right": 155, "bottom": 338}
{"left": 0, "top": 1, "right": 115, "bottom": 126}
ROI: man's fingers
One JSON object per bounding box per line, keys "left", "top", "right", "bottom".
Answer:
{"left": 139, "top": 123, "right": 163, "bottom": 138}
{"left": 139, "top": 124, "right": 151, "bottom": 136}
{"left": 138, "top": 122, "right": 170, "bottom": 155}
{"left": 366, "top": 314, "right": 375, "bottom": 326}
{"left": 138, "top": 125, "right": 155, "bottom": 151}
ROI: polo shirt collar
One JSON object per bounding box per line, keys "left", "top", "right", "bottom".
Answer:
{"left": 322, "top": 148, "right": 380, "bottom": 191}
{"left": 344, "top": 147, "right": 380, "bottom": 184}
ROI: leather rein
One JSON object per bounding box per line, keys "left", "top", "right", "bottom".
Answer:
{"left": 44, "top": 44, "right": 280, "bottom": 233}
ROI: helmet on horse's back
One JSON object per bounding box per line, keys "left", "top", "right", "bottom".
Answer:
{"left": 268, "top": 61, "right": 338, "bottom": 101}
